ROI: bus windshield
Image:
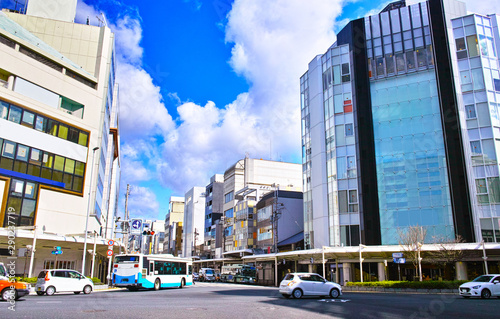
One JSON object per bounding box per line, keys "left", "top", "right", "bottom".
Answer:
{"left": 206, "top": 269, "right": 214, "bottom": 275}
{"left": 115, "top": 256, "right": 139, "bottom": 263}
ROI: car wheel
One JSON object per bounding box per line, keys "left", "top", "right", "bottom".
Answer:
{"left": 330, "top": 288, "right": 340, "bottom": 299}
{"left": 1, "top": 288, "right": 16, "bottom": 301}
{"left": 36, "top": 291, "right": 44, "bottom": 296}
{"left": 83, "top": 285, "right": 92, "bottom": 294}
{"left": 481, "top": 289, "right": 491, "bottom": 299}
{"left": 179, "top": 278, "right": 185, "bottom": 288}
{"left": 74, "top": 292, "right": 81, "bottom": 294}
{"left": 282, "top": 294, "right": 291, "bottom": 299}
{"left": 154, "top": 278, "right": 161, "bottom": 291}
{"left": 46, "top": 286, "right": 56, "bottom": 296}
{"left": 292, "top": 288, "right": 303, "bottom": 299}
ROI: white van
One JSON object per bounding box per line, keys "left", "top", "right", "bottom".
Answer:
{"left": 199, "top": 268, "right": 216, "bottom": 282}
{"left": 35, "top": 269, "right": 94, "bottom": 296}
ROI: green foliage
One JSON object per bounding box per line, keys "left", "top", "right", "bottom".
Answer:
{"left": 14, "top": 277, "right": 37, "bottom": 284}
{"left": 90, "top": 277, "right": 102, "bottom": 284}
{"left": 345, "top": 280, "right": 467, "bottom": 289}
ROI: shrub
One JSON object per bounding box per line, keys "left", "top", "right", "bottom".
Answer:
{"left": 91, "top": 277, "right": 103, "bottom": 284}
{"left": 345, "top": 280, "right": 467, "bottom": 289}
{"left": 14, "top": 277, "right": 38, "bottom": 284}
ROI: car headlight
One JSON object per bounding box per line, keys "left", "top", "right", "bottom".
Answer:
{"left": 472, "top": 285, "right": 481, "bottom": 289}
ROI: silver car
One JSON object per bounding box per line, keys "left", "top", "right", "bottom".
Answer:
{"left": 279, "top": 272, "right": 342, "bottom": 299}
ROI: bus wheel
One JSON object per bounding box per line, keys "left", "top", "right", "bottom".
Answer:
{"left": 154, "top": 279, "right": 161, "bottom": 290}
{"left": 180, "top": 278, "right": 185, "bottom": 288}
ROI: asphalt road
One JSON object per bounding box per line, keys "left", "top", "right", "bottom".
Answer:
{"left": 1, "top": 282, "right": 497, "bottom": 319}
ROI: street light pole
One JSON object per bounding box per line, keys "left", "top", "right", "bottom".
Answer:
{"left": 82, "top": 146, "right": 99, "bottom": 276}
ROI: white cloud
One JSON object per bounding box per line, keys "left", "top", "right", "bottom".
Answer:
{"left": 113, "top": 16, "right": 143, "bottom": 64}
{"left": 127, "top": 186, "right": 160, "bottom": 220}
{"left": 156, "top": 0, "right": 346, "bottom": 194}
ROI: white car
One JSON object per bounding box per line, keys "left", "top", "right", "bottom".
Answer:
{"left": 459, "top": 274, "right": 500, "bottom": 299}
{"left": 279, "top": 272, "right": 342, "bottom": 299}
{"left": 36, "top": 269, "right": 94, "bottom": 296}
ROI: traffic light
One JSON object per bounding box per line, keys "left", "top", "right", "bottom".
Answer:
{"left": 142, "top": 230, "right": 155, "bottom": 236}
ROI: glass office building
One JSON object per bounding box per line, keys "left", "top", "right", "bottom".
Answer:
{"left": 301, "top": 0, "right": 500, "bottom": 247}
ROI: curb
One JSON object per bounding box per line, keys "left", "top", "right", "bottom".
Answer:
{"left": 343, "top": 287, "right": 456, "bottom": 294}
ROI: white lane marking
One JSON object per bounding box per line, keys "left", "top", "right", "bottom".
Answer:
{"left": 319, "top": 299, "right": 351, "bottom": 303}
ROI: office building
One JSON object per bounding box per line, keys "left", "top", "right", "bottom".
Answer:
{"left": 222, "top": 158, "right": 302, "bottom": 254}
{"left": 301, "top": 0, "right": 500, "bottom": 249}
{"left": 163, "top": 196, "right": 184, "bottom": 256}
{"left": 182, "top": 187, "right": 206, "bottom": 258}
{"left": 0, "top": 0, "right": 121, "bottom": 280}
{"left": 203, "top": 174, "right": 224, "bottom": 259}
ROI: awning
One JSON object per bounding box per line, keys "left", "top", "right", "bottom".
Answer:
{"left": 278, "top": 232, "right": 303, "bottom": 246}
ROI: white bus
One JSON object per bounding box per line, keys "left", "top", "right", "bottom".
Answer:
{"left": 112, "top": 254, "right": 193, "bottom": 291}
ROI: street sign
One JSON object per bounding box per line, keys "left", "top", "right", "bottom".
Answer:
{"left": 51, "top": 250, "right": 63, "bottom": 255}
{"left": 130, "top": 219, "right": 143, "bottom": 235}
{"left": 392, "top": 252, "right": 404, "bottom": 258}
{"left": 393, "top": 257, "right": 406, "bottom": 264}
{"left": 108, "top": 240, "right": 115, "bottom": 246}
{"left": 107, "top": 249, "right": 113, "bottom": 257}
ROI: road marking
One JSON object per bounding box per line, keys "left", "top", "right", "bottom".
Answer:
{"left": 319, "top": 299, "right": 350, "bottom": 303}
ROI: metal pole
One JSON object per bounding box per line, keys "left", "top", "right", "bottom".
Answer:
{"left": 28, "top": 226, "right": 37, "bottom": 278}
{"left": 82, "top": 147, "right": 99, "bottom": 275}
{"left": 91, "top": 232, "right": 97, "bottom": 278}
{"left": 418, "top": 242, "right": 423, "bottom": 282}
{"left": 336, "top": 259, "right": 339, "bottom": 283}
{"left": 482, "top": 240, "right": 489, "bottom": 274}
{"left": 322, "top": 247, "right": 326, "bottom": 278}
{"left": 124, "top": 185, "right": 130, "bottom": 254}
{"left": 274, "top": 256, "right": 278, "bottom": 287}
{"left": 359, "top": 244, "right": 364, "bottom": 282}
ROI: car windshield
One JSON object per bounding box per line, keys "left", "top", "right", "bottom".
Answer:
{"left": 472, "top": 275, "right": 494, "bottom": 282}
{"left": 206, "top": 270, "right": 214, "bottom": 275}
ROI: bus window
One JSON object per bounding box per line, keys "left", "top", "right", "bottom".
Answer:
{"left": 115, "top": 256, "right": 139, "bottom": 263}
{"left": 188, "top": 265, "right": 192, "bottom": 275}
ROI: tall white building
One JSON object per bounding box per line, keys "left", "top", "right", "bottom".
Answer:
{"left": 182, "top": 187, "right": 205, "bottom": 257}
{"left": 0, "top": 0, "right": 121, "bottom": 280}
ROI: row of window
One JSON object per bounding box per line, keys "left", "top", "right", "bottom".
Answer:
{"left": 0, "top": 138, "right": 86, "bottom": 193}
{"left": 153, "top": 261, "right": 187, "bottom": 275}
{"left": 0, "top": 33, "right": 97, "bottom": 89}
{"left": 0, "top": 99, "right": 89, "bottom": 147}
{"left": 369, "top": 46, "right": 434, "bottom": 79}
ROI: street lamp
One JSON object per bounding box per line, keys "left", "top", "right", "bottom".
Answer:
{"left": 82, "top": 146, "right": 99, "bottom": 276}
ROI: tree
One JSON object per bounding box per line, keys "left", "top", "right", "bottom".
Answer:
{"left": 397, "top": 226, "right": 427, "bottom": 281}
{"left": 427, "top": 235, "right": 465, "bottom": 280}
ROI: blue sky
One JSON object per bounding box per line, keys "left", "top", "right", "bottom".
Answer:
{"left": 1, "top": 0, "right": 495, "bottom": 223}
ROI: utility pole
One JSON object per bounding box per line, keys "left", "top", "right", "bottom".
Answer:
{"left": 124, "top": 185, "right": 130, "bottom": 253}
{"left": 271, "top": 184, "right": 282, "bottom": 254}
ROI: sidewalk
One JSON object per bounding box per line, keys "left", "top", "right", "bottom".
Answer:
{"left": 28, "top": 284, "right": 124, "bottom": 295}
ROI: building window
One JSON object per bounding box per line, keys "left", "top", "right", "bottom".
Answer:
{"left": 345, "top": 123, "right": 353, "bottom": 136}
{"left": 4, "top": 179, "right": 38, "bottom": 227}
{"left": 348, "top": 189, "right": 358, "bottom": 212}
{"left": 224, "top": 191, "right": 234, "bottom": 203}
{"left": 471, "top": 140, "right": 482, "bottom": 155}
{"left": 347, "top": 156, "right": 356, "bottom": 178}
{"left": 341, "top": 63, "right": 350, "bottom": 82}
{"left": 465, "top": 105, "right": 476, "bottom": 119}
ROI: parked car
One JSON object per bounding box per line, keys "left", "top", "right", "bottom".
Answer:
{"left": 0, "top": 262, "right": 30, "bottom": 301}
{"left": 459, "top": 274, "right": 500, "bottom": 299}
{"left": 35, "top": 269, "right": 94, "bottom": 296}
{"left": 279, "top": 273, "right": 342, "bottom": 299}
